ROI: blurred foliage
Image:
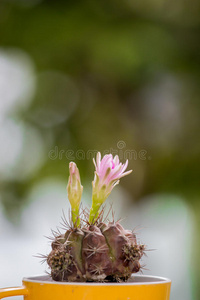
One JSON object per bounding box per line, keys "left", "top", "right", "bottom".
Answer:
{"left": 0, "top": 0, "right": 200, "bottom": 297}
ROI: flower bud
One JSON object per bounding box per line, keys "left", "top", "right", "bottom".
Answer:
{"left": 67, "top": 162, "right": 83, "bottom": 226}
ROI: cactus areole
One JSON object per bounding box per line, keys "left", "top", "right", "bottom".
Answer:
{"left": 46, "top": 153, "right": 146, "bottom": 282}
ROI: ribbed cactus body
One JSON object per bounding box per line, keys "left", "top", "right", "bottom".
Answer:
{"left": 47, "top": 222, "right": 144, "bottom": 282}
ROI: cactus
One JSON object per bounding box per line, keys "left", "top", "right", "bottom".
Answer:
{"left": 46, "top": 153, "right": 145, "bottom": 282}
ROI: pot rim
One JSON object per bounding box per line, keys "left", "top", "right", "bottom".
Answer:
{"left": 23, "top": 274, "right": 171, "bottom": 286}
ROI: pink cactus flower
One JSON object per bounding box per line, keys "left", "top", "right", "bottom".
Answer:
{"left": 89, "top": 152, "right": 132, "bottom": 223}
{"left": 94, "top": 152, "right": 132, "bottom": 187}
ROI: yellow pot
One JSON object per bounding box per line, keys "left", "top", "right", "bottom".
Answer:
{"left": 0, "top": 274, "right": 171, "bottom": 300}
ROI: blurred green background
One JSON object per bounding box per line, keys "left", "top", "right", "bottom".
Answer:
{"left": 0, "top": 0, "right": 200, "bottom": 299}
